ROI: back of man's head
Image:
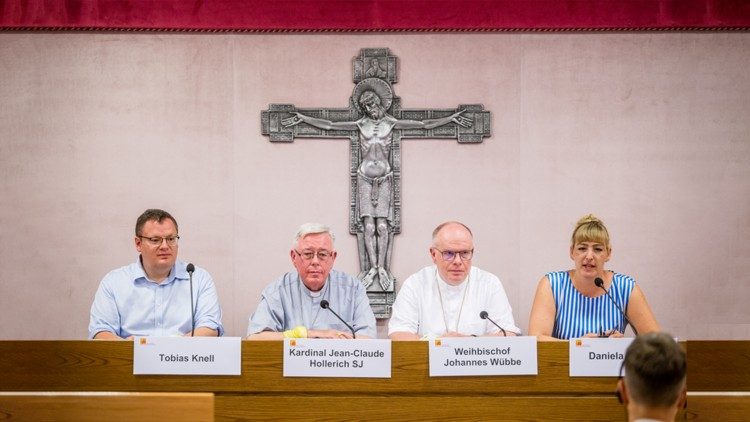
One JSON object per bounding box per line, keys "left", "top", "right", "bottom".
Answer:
{"left": 623, "top": 332, "right": 686, "bottom": 408}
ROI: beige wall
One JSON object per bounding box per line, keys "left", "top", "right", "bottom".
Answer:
{"left": 0, "top": 32, "right": 748, "bottom": 339}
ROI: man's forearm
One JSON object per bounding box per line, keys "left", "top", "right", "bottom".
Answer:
{"left": 92, "top": 331, "right": 124, "bottom": 340}
{"left": 189, "top": 327, "right": 219, "bottom": 337}
{"left": 246, "top": 331, "right": 285, "bottom": 340}
{"left": 389, "top": 331, "right": 420, "bottom": 340}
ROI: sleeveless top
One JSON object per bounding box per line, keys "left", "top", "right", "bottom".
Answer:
{"left": 548, "top": 271, "right": 635, "bottom": 339}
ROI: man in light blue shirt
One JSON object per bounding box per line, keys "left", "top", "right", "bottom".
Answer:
{"left": 247, "top": 223, "right": 376, "bottom": 339}
{"left": 89, "top": 209, "right": 223, "bottom": 339}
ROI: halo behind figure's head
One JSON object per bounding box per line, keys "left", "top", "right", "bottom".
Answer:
{"left": 352, "top": 78, "right": 393, "bottom": 114}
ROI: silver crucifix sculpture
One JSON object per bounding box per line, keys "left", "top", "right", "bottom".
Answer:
{"left": 262, "top": 48, "right": 491, "bottom": 318}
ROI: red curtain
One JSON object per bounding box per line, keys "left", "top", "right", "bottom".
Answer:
{"left": 1, "top": 0, "right": 748, "bottom": 31}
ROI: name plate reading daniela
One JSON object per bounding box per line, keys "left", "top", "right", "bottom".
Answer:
{"left": 569, "top": 337, "right": 634, "bottom": 377}
{"left": 133, "top": 336, "right": 241, "bottom": 375}
{"left": 283, "top": 339, "right": 391, "bottom": 378}
{"left": 429, "top": 336, "right": 538, "bottom": 377}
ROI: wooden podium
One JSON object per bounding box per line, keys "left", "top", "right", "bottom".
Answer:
{"left": 0, "top": 340, "right": 748, "bottom": 421}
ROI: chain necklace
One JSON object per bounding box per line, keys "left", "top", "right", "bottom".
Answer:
{"left": 436, "top": 269, "right": 470, "bottom": 333}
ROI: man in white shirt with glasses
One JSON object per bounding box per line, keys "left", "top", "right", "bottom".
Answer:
{"left": 389, "top": 221, "right": 520, "bottom": 340}
{"left": 247, "top": 223, "right": 376, "bottom": 339}
{"left": 89, "top": 209, "right": 223, "bottom": 339}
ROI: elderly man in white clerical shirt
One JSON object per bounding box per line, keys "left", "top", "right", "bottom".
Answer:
{"left": 389, "top": 221, "right": 520, "bottom": 340}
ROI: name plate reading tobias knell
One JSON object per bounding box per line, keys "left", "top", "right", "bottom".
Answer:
{"left": 133, "top": 337, "right": 241, "bottom": 375}
{"left": 429, "top": 336, "right": 538, "bottom": 377}
{"left": 283, "top": 339, "right": 391, "bottom": 378}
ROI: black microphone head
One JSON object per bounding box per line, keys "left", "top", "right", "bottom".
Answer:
{"left": 594, "top": 277, "right": 604, "bottom": 287}
{"left": 186, "top": 263, "right": 195, "bottom": 274}
{"left": 320, "top": 299, "right": 329, "bottom": 309}
{"left": 480, "top": 311, "right": 489, "bottom": 319}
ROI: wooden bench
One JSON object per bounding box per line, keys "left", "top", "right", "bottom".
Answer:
{"left": 0, "top": 392, "right": 214, "bottom": 422}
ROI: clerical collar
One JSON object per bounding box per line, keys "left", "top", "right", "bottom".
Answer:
{"left": 309, "top": 289, "right": 322, "bottom": 298}
{"left": 300, "top": 279, "right": 328, "bottom": 298}
{"left": 436, "top": 270, "right": 469, "bottom": 289}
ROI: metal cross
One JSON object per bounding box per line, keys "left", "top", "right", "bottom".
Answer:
{"left": 262, "top": 48, "right": 491, "bottom": 318}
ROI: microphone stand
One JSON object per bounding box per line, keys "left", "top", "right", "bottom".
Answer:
{"left": 479, "top": 311, "right": 507, "bottom": 336}
{"left": 187, "top": 263, "right": 196, "bottom": 337}
{"left": 321, "top": 300, "right": 356, "bottom": 339}
{"left": 594, "top": 277, "right": 637, "bottom": 336}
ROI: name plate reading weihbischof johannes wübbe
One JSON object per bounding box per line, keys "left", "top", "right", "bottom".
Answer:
{"left": 133, "top": 337, "right": 241, "bottom": 375}
{"left": 283, "top": 339, "right": 391, "bottom": 378}
{"left": 569, "top": 337, "right": 634, "bottom": 377}
{"left": 428, "top": 336, "right": 538, "bottom": 377}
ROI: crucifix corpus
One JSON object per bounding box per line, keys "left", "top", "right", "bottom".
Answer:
{"left": 261, "top": 48, "right": 491, "bottom": 318}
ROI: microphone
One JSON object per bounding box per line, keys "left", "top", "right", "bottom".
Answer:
{"left": 594, "top": 277, "right": 638, "bottom": 336}
{"left": 320, "top": 299, "right": 356, "bottom": 339}
{"left": 186, "top": 263, "right": 196, "bottom": 337}
{"left": 479, "top": 311, "right": 507, "bottom": 337}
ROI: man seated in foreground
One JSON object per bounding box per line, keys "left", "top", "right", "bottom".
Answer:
{"left": 247, "top": 223, "right": 376, "bottom": 339}
{"left": 618, "top": 332, "right": 687, "bottom": 422}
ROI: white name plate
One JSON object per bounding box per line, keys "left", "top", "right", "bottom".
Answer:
{"left": 283, "top": 339, "right": 391, "bottom": 378}
{"left": 429, "top": 336, "right": 538, "bottom": 377}
{"left": 133, "top": 337, "right": 241, "bottom": 375}
{"left": 569, "top": 337, "right": 634, "bottom": 377}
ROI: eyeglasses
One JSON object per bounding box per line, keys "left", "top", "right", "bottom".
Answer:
{"left": 295, "top": 249, "right": 333, "bottom": 261}
{"left": 138, "top": 235, "right": 180, "bottom": 247}
{"left": 433, "top": 248, "right": 473, "bottom": 261}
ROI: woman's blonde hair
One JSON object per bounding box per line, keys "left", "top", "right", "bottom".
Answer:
{"left": 571, "top": 214, "right": 611, "bottom": 250}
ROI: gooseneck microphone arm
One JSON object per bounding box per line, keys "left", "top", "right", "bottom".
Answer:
{"left": 320, "top": 299, "right": 356, "bottom": 339}
{"left": 479, "top": 311, "right": 507, "bottom": 337}
{"left": 186, "top": 263, "right": 196, "bottom": 337}
{"left": 594, "top": 277, "right": 637, "bottom": 336}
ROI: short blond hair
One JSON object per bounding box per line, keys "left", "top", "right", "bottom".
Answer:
{"left": 571, "top": 214, "right": 610, "bottom": 250}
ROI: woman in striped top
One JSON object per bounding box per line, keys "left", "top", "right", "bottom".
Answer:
{"left": 528, "top": 215, "right": 659, "bottom": 340}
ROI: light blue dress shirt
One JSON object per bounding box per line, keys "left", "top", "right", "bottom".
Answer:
{"left": 88, "top": 258, "right": 224, "bottom": 338}
{"left": 247, "top": 269, "right": 376, "bottom": 338}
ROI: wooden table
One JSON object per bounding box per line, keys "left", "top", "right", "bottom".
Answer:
{"left": 1, "top": 340, "right": 747, "bottom": 421}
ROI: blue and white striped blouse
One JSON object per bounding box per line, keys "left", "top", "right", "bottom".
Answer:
{"left": 548, "top": 271, "right": 634, "bottom": 339}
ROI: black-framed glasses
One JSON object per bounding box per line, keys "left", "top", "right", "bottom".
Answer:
{"left": 138, "top": 235, "right": 179, "bottom": 247}
{"left": 295, "top": 249, "right": 333, "bottom": 261}
{"left": 433, "top": 248, "right": 473, "bottom": 261}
